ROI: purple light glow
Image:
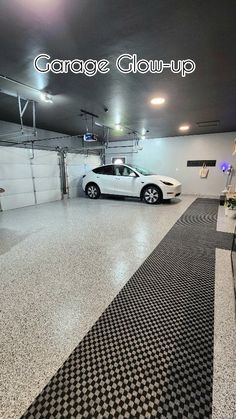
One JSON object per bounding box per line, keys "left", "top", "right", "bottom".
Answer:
{"left": 219, "top": 161, "right": 231, "bottom": 172}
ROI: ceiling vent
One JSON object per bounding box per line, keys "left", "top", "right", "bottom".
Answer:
{"left": 196, "top": 120, "right": 220, "bottom": 128}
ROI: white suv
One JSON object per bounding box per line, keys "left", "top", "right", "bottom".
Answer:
{"left": 82, "top": 164, "right": 181, "bottom": 204}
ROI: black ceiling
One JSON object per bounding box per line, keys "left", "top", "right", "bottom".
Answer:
{"left": 0, "top": 0, "right": 236, "bottom": 144}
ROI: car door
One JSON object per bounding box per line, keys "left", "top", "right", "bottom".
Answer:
{"left": 113, "top": 165, "right": 140, "bottom": 196}
{"left": 92, "top": 165, "right": 115, "bottom": 193}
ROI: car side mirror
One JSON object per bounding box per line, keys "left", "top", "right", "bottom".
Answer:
{"left": 129, "top": 172, "right": 137, "bottom": 177}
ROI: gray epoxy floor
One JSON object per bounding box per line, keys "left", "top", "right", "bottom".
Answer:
{"left": 0, "top": 195, "right": 196, "bottom": 419}
{"left": 213, "top": 249, "right": 236, "bottom": 419}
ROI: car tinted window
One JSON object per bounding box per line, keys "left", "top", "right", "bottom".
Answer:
{"left": 129, "top": 165, "right": 155, "bottom": 175}
{"left": 93, "top": 165, "right": 114, "bottom": 175}
{"left": 93, "top": 167, "right": 104, "bottom": 174}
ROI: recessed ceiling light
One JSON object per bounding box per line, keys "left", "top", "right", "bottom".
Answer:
{"left": 179, "top": 124, "right": 190, "bottom": 131}
{"left": 150, "top": 97, "right": 165, "bottom": 105}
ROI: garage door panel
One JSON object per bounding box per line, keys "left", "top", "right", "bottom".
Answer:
{"left": 34, "top": 177, "right": 61, "bottom": 192}
{"left": 0, "top": 193, "right": 35, "bottom": 211}
{"left": 32, "top": 150, "right": 59, "bottom": 164}
{"left": 0, "top": 148, "right": 28, "bottom": 163}
{"left": 33, "top": 164, "right": 60, "bottom": 178}
{"left": 66, "top": 154, "right": 84, "bottom": 165}
{"left": 0, "top": 146, "right": 100, "bottom": 208}
{"left": 85, "top": 155, "right": 101, "bottom": 168}
{"left": 31, "top": 151, "right": 61, "bottom": 203}
{"left": 36, "top": 190, "right": 61, "bottom": 204}
{"left": 0, "top": 178, "right": 34, "bottom": 195}
{"left": 67, "top": 165, "right": 85, "bottom": 178}
{"left": 0, "top": 163, "right": 32, "bottom": 180}
{"left": 66, "top": 153, "right": 101, "bottom": 198}
{"left": 0, "top": 146, "right": 62, "bottom": 210}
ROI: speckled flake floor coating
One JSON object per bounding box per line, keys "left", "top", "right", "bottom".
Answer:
{"left": 20, "top": 199, "right": 233, "bottom": 419}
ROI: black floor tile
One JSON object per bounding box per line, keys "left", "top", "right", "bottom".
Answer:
{"left": 21, "top": 198, "right": 233, "bottom": 419}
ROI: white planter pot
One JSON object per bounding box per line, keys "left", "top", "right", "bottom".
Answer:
{"left": 227, "top": 208, "right": 236, "bottom": 219}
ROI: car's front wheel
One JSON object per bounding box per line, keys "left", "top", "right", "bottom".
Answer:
{"left": 143, "top": 185, "right": 163, "bottom": 204}
{"left": 86, "top": 183, "right": 101, "bottom": 199}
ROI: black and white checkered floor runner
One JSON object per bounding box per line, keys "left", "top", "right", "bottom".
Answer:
{"left": 21, "top": 199, "right": 233, "bottom": 419}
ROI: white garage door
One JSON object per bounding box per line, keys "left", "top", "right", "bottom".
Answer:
{"left": 0, "top": 147, "right": 35, "bottom": 210}
{"left": 32, "top": 150, "right": 61, "bottom": 205}
{"left": 0, "top": 147, "right": 61, "bottom": 210}
{"left": 66, "top": 153, "right": 101, "bottom": 198}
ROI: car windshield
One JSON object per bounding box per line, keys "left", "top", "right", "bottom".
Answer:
{"left": 129, "top": 165, "right": 156, "bottom": 176}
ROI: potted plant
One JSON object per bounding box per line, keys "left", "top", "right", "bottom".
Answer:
{"left": 225, "top": 197, "right": 236, "bottom": 218}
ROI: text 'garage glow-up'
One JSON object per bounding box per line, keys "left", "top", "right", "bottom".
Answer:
{"left": 34, "top": 54, "right": 196, "bottom": 77}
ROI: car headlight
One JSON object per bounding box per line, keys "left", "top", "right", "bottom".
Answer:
{"left": 161, "top": 180, "right": 173, "bottom": 186}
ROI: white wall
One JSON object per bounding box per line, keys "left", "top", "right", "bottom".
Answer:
{"left": 66, "top": 153, "right": 101, "bottom": 198}
{"left": 105, "top": 132, "right": 236, "bottom": 197}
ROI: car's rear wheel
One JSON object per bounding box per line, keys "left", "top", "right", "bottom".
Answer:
{"left": 143, "top": 185, "right": 163, "bottom": 204}
{"left": 86, "top": 183, "right": 101, "bottom": 199}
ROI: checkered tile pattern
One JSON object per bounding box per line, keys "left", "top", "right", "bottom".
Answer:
{"left": 21, "top": 199, "right": 233, "bottom": 419}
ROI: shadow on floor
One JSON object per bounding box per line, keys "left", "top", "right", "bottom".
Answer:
{"left": 100, "top": 195, "right": 182, "bottom": 205}
{"left": 0, "top": 228, "right": 29, "bottom": 255}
